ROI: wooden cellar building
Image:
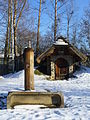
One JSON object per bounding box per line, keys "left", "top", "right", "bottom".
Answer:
{"left": 36, "top": 36, "right": 87, "bottom": 80}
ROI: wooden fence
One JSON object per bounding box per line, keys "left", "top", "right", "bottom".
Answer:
{"left": 0, "top": 55, "right": 24, "bottom": 75}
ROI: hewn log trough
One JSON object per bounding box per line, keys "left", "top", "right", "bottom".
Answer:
{"left": 7, "top": 92, "right": 64, "bottom": 109}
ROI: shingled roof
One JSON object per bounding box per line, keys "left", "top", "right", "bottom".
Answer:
{"left": 37, "top": 36, "right": 87, "bottom": 63}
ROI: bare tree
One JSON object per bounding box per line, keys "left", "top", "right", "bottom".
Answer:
{"left": 71, "top": 24, "right": 77, "bottom": 46}
{"left": 54, "top": 0, "right": 57, "bottom": 41}
{"left": 46, "top": 0, "right": 67, "bottom": 41}
{"left": 14, "top": 0, "right": 27, "bottom": 58}
{"left": 4, "top": 0, "right": 11, "bottom": 64}
{"left": 36, "top": 0, "right": 42, "bottom": 57}
{"left": 66, "top": 0, "right": 74, "bottom": 42}
{"left": 13, "top": 0, "right": 17, "bottom": 57}
{"left": 35, "top": 0, "right": 46, "bottom": 57}
{"left": 1, "top": 0, "right": 27, "bottom": 71}
{"left": 11, "top": 0, "right": 14, "bottom": 72}
{"left": 13, "top": 0, "right": 27, "bottom": 70}
{"left": 79, "top": 4, "right": 90, "bottom": 51}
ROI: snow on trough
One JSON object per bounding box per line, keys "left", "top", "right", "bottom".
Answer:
{"left": 0, "top": 66, "right": 90, "bottom": 120}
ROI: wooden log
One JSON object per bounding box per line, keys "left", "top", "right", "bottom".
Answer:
{"left": 24, "top": 48, "right": 34, "bottom": 90}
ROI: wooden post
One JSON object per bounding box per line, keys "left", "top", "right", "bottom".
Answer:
{"left": 24, "top": 48, "right": 34, "bottom": 90}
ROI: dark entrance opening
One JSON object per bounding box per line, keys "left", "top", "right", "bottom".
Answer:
{"left": 55, "top": 58, "right": 69, "bottom": 80}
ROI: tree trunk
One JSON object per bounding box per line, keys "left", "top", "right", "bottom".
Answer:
{"left": 14, "top": 0, "right": 27, "bottom": 57}
{"left": 4, "top": 0, "right": 10, "bottom": 64}
{"left": 54, "top": 0, "right": 57, "bottom": 41}
{"left": 16, "top": 0, "right": 27, "bottom": 29}
{"left": 14, "top": 0, "right": 27, "bottom": 71}
{"left": 8, "top": 0, "right": 11, "bottom": 59}
{"left": 13, "top": 0, "right": 17, "bottom": 71}
{"left": 36, "top": 0, "right": 41, "bottom": 57}
{"left": 67, "top": 18, "right": 69, "bottom": 42}
{"left": 14, "top": 26, "right": 18, "bottom": 57}
{"left": 4, "top": 28, "right": 9, "bottom": 64}
{"left": 14, "top": 0, "right": 18, "bottom": 57}
{"left": 72, "top": 26, "right": 76, "bottom": 45}
{"left": 11, "top": 0, "right": 14, "bottom": 72}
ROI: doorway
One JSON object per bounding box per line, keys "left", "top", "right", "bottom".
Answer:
{"left": 55, "top": 58, "right": 69, "bottom": 79}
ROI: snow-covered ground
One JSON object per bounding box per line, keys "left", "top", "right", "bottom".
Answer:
{"left": 0, "top": 66, "right": 90, "bottom": 120}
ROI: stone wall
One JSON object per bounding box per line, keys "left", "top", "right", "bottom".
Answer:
{"left": 51, "top": 61, "right": 55, "bottom": 80}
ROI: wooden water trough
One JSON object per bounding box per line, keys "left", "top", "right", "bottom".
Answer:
{"left": 7, "top": 92, "right": 64, "bottom": 109}
{"left": 7, "top": 47, "right": 64, "bottom": 109}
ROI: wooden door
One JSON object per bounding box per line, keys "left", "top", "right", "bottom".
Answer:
{"left": 55, "top": 58, "right": 68, "bottom": 79}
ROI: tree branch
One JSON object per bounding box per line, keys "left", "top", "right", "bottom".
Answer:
{"left": 16, "top": 0, "right": 27, "bottom": 28}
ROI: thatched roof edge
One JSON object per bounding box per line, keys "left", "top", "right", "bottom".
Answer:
{"left": 36, "top": 37, "right": 87, "bottom": 63}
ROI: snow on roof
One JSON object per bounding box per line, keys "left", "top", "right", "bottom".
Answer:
{"left": 53, "top": 38, "right": 68, "bottom": 45}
